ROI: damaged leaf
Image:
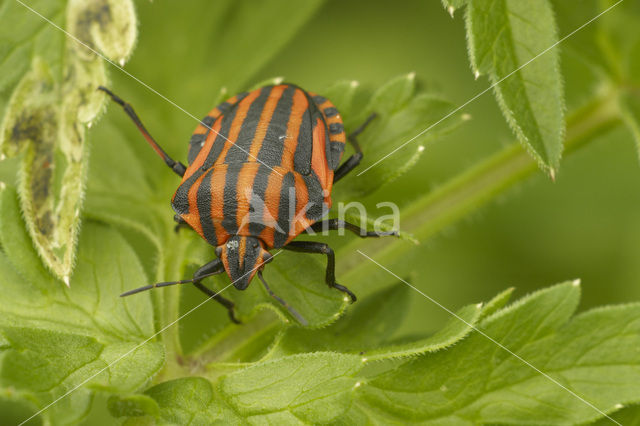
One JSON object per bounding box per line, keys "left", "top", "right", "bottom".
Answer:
{"left": 0, "top": 0, "right": 137, "bottom": 283}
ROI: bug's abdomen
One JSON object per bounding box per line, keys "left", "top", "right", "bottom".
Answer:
{"left": 173, "top": 164, "right": 327, "bottom": 249}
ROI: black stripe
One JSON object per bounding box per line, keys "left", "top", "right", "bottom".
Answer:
{"left": 248, "top": 164, "right": 271, "bottom": 236}
{"left": 225, "top": 86, "right": 273, "bottom": 164}
{"left": 274, "top": 172, "right": 295, "bottom": 248}
{"left": 172, "top": 172, "right": 202, "bottom": 215}
{"left": 197, "top": 168, "right": 217, "bottom": 246}
{"left": 312, "top": 95, "right": 326, "bottom": 104}
{"left": 328, "top": 141, "right": 345, "bottom": 170}
{"left": 201, "top": 93, "right": 249, "bottom": 170}
{"left": 256, "top": 85, "right": 296, "bottom": 168}
{"left": 201, "top": 115, "right": 216, "bottom": 127}
{"left": 329, "top": 122, "right": 344, "bottom": 134}
{"left": 303, "top": 171, "right": 326, "bottom": 221}
{"left": 324, "top": 107, "right": 339, "bottom": 117}
{"left": 293, "top": 107, "right": 313, "bottom": 175}
{"left": 221, "top": 164, "right": 243, "bottom": 235}
{"left": 188, "top": 133, "right": 207, "bottom": 164}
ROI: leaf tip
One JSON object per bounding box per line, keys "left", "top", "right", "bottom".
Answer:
{"left": 614, "top": 403, "right": 624, "bottom": 410}
{"left": 273, "top": 76, "right": 284, "bottom": 85}
{"left": 447, "top": 5, "right": 455, "bottom": 17}
{"left": 549, "top": 168, "right": 557, "bottom": 181}
{"left": 350, "top": 80, "right": 360, "bottom": 88}
{"left": 408, "top": 71, "right": 416, "bottom": 80}
{"left": 476, "top": 302, "right": 483, "bottom": 309}
{"left": 118, "top": 58, "right": 126, "bottom": 67}
{"left": 361, "top": 357, "right": 368, "bottom": 363}
{"left": 418, "top": 145, "right": 425, "bottom": 153}
{"left": 461, "top": 113, "right": 472, "bottom": 121}
{"left": 473, "top": 70, "right": 480, "bottom": 80}
{"left": 572, "top": 278, "right": 581, "bottom": 287}
{"left": 0, "top": 153, "right": 5, "bottom": 161}
{"left": 63, "top": 275, "right": 71, "bottom": 287}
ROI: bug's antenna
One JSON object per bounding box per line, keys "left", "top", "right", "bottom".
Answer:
{"left": 257, "top": 271, "right": 308, "bottom": 326}
{"left": 120, "top": 271, "right": 221, "bottom": 297}
{"left": 97, "top": 86, "right": 187, "bottom": 177}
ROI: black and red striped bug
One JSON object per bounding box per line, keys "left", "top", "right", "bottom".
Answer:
{"left": 99, "top": 84, "right": 396, "bottom": 324}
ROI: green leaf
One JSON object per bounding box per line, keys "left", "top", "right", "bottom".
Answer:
{"left": 1, "top": 328, "right": 102, "bottom": 392}
{"left": 140, "top": 353, "right": 364, "bottom": 425}
{"left": 107, "top": 394, "right": 160, "bottom": 418}
{"left": 333, "top": 74, "right": 467, "bottom": 199}
{"left": 465, "top": 0, "right": 565, "bottom": 175}
{"left": 0, "top": 0, "right": 137, "bottom": 282}
{"left": 145, "top": 377, "right": 238, "bottom": 424}
{"left": 366, "top": 302, "right": 484, "bottom": 361}
{"left": 321, "top": 79, "right": 370, "bottom": 132}
{"left": 357, "top": 282, "right": 640, "bottom": 424}
{"left": 441, "top": 0, "right": 467, "bottom": 18}
{"left": 478, "top": 286, "right": 514, "bottom": 319}
{"left": 0, "top": 186, "right": 164, "bottom": 424}
{"left": 219, "top": 353, "right": 363, "bottom": 423}
{"left": 265, "top": 284, "right": 411, "bottom": 359}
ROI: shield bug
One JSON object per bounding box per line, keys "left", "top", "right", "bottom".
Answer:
{"left": 99, "top": 84, "right": 397, "bottom": 325}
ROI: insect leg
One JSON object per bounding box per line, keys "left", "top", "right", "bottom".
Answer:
{"left": 333, "top": 113, "right": 377, "bottom": 183}
{"left": 191, "top": 259, "right": 240, "bottom": 324}
{"left": 306, "top": 218, "right": 398, "bottom": 238}
{"left": 173, "top": 214, "right": 193, "bottom": 233}
{"left": 98, "top": 86, "right": 187, "bottom": 177}
{"left": 283, "top": 241, "right": 356, "bottom": 302}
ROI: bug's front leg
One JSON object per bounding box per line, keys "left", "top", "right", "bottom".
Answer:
{"left": 173, "top": 214, "right": 192, "bottom": 233}
{"left": 283, "top": 241, "right": 356, "bottom": 302}
{"left": 191, "top": 259, "right": 240, "bottom": 324}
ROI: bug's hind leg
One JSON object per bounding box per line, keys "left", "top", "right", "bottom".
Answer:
{"left": 283, "top": 241, "right": 356, "bottom": 302}
{"left": 191, "top": 259, "right": 240, "bottom": 324}
{"left": 98, "top": 86, "right": 187, "bottom": 177}
{"left": 333, "top": 113, "right": 377, "bottom": 183}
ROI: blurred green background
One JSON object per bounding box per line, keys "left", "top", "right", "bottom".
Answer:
{"left": 100, "top": 0, "right": 640, "bottom": 341}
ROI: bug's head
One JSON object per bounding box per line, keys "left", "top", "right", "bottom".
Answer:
{"left": 216, "top": 236, "right": 272, "bottom": 290}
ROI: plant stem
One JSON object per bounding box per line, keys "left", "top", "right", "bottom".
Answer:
{"left": 340, "top": 90, "right": 623, "bottom": 279}
{"left": 155, "top": 223, "right": 188, "bottom": 378}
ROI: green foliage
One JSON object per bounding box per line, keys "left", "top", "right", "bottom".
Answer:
{"left": 0, "top": 1, "right": 639, "bottom": 425}
{"left": 329, "top": 73, "right": 468, "bottom": 198}
{"left": 0, "top": 186, "right": 163, "bottom": 425}
{"left": 0, "top": 0, "right": 136, "bottom": 282}
{"left": 463, "top": 0, "right": 565, "bottom": 176}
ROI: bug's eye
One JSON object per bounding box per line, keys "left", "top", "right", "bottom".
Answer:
{"left": 252, "top": 241, "right": 259, "bottom": 248}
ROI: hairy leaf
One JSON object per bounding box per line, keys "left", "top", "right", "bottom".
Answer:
{"left": 0, "top": 0, "right": 137, "bottom": 282}
{"left": 441, "top": 0, "right": 467, "bottom": 17}
{"left": 264, "top": 284, "right": 412, "bottom": 359}
{"left": 0, "top": 186, "right": 163, "bottom": 424}
{"left": 465, "top": 0, "right": 565, "bottom": 175}
{"left": 332, "top": 73, "right": 468, "bottom": 199}
{"left": 220, "top": 353, "right": 363, "bottom": 423}
{"left": 358, "top": 282, "right": 640, "bottom": 424}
